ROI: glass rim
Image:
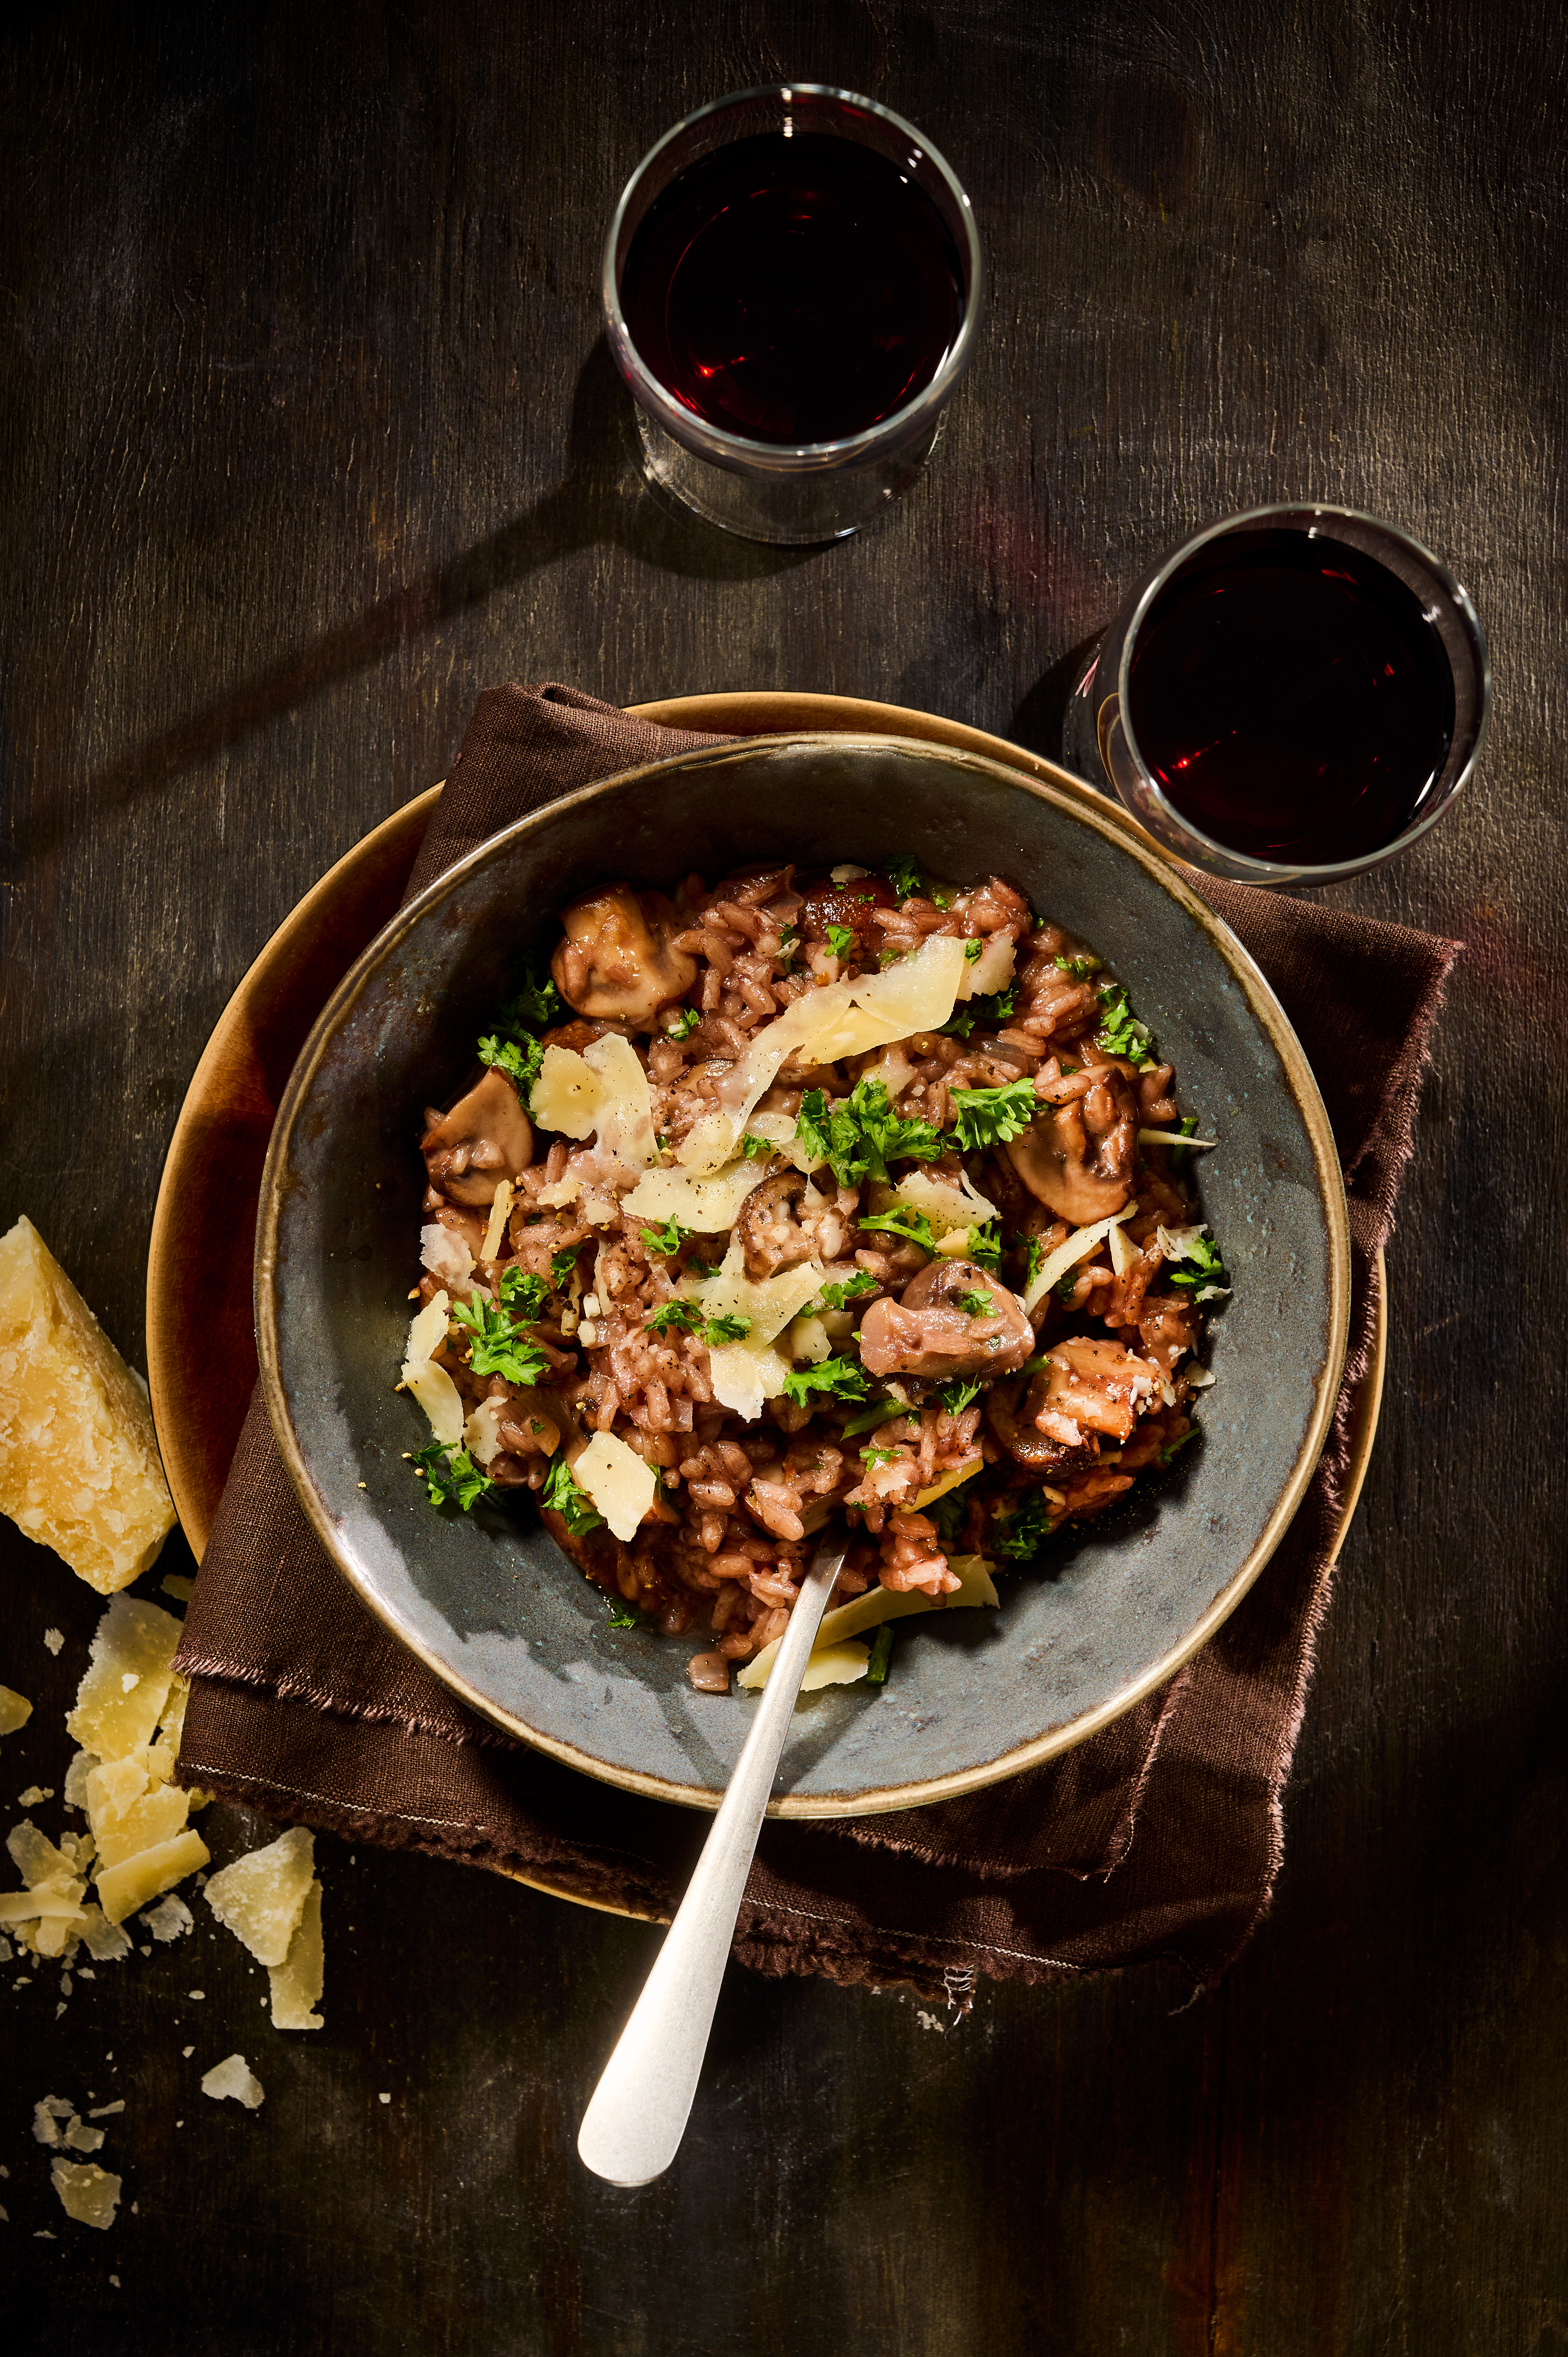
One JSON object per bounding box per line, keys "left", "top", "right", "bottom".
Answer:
{"left": 1114, "top": 500, "right": 1493, "bottom": 884}
{"left": 601, "top": 82, "right": 985, "bottom": 475}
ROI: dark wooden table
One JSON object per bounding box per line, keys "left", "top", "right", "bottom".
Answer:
{"left": 4, "top": 4, "right": 1564, "bottom": 2347}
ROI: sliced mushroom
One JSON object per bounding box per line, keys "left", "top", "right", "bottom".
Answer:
{"left": 420, "top": 1067, "right": 534, "bottom": 1208}
{"left": 734, "top": 1171, "right": 814, "bottom": 1281}
{"left": 984, "top": 1374, "right": 1099, "bottom": 1473}
{"left": 858, "top": 1257, "right": 1035, "bottom": 1381}
{"left": 551, "top": 884, "right": 697, "bottom": 1026}
{"left": 1004, "top": 1064, "right": 1137, "bottom": 1225}
{"left": 1036, "top": 1336, "right": 1161, "bottom": 1445}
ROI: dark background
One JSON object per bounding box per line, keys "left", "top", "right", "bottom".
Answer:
{"left": 2, "top": 1, "right": 1565, "bottom": 2349}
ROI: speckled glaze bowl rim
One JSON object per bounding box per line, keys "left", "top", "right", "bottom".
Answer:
{"left": 255, "top": 733, "right": 1351, "bottom": 1818}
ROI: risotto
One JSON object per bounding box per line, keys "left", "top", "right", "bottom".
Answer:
{"left": 398, "top": 857, "right": 1226, "bottom": 1694}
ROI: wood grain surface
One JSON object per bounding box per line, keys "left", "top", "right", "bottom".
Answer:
{"left": 2, "top": 3, "right": 1564, "bottom": 2350}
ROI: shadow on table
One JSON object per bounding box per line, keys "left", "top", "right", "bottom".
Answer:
{"left": 21, "top": 340, "right": 809, "bottom": 867}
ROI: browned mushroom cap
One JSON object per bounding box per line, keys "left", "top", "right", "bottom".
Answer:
{"left": 419, "top": 1067, "right": 534, "bottom": 1208}
{"left": 984, "top": 1373, "right": 1099, "bottom": 1472}
{"left": 1003, "top": 1065, "right": 1137, "bottom": 1225}
{"left": 858, "top": 1257, "right": 1035, "bottom": 1381}
{"left": 734, "top": 1171, "right": 812, "bottom": 1281}
{"left": 550, "top": 884, "right": 698, "bottom": 1027}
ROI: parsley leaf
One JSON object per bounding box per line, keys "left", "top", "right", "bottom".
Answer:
{"left": 840, "top": 1396, "right": 904, "bottom": 1437}
{"left": 550, "top": 1247, "right": 580, "bottom": 1288}
{"left": 1160, "top": 1421, "right": 1200, "bottom": 1466}
{"left": 703, "top": 1313, "right": 752, "bottom": 1345}
{"left": 949, "top": 1076, "right": 1038, "bottom": 1151}
{"left": 646, "top": 1300, "right": 702, "bottom": 1337}
{"left": 542, "top": 1455, "right": 604, "bottom": 1536}
{"left": 865, "top": 1623, "right": 895, "bottom": 1685}
{"left": 1020, "top": 1235, "right": 1045, "bottom": 1288}
{"left": 781, "top": 1356, "right": 869, "bottom": 1408}
{"left": 412, "top": 1442, "right": 491, "bottom": 1512}
{"left": 666, "top": 1007, "right": 700, "bottom": 1040}
{"left": 794, "top": 1078, "right": 944, "bottom": 1187}
{"left": 858, "top": 1203, "right": 937, "bottom": 1254}
{"left": 640, "top": 1217, "right": 690, "bottom": 1258}
{"left": 811, "top": 1269, "right": 879, "bottom": 1312}
{"left": 1054, "top": 953, "right": 1101, "bottom": 981}
{"left": 963, "top": 937, "right": 984, "bottom": 963}
{"left": 501, "top": 969, "right": 564, "bottom": 1031}
{"left": 938, "top": 1376, "right": 984, "bottom": 1413}
{"left": 937, "top": 982, "right": 1017, "bottom": 1039}
{"left": 886, "top": 855, "right": 924, "bottom": 903}
{"left": 739, "top": 1131, "right": 773, "bottom": 1159}
{"left": 991, "top": 1488, "right": 1056, "bottom": 1561}
{"left": 859, "top": 1443, "right": 899, "bottom": 1468}
{"left": 1168, "top": 1232, "right": 1228, "bottom": 1299}
{"left": 497, "top": 1266, "right": 549, "bottom": 1319}
{"left": 1055, "top": 1269, "right": 1082, "bottom": 1303}
{"left": 825, "top": 922, "right": 856, "bottom": 961}
{"left": 957, "top": 1290, "right": 994, "bottom": 1317}
{"left": 1096, "top": 983, "right": 1154, "bottom": 1066}
{"left": 451, "top": 1295, "right": 551, "bottom": 1386}
{"left": 966, "top": 1222, "right": 1002, "bottom": 1272}
{"left": 477, "top": 1033, "right": 543, "bottom": 1101}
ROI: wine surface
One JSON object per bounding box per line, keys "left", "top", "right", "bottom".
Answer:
{"left": 619, "top": 131, "right": 964, "bottom": 446}
{"left": 1126, "top": 529, "right": 1456, "bottom": 863}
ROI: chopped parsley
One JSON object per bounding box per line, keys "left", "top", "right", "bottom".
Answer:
{"left": 929, "top": 1469, "right": 980, "bottom": 1546}
{"left": 412, "top": 1442, "right": 491, "bottom": 1512}
{"left": 825, "top": 922, "right": 856, "bottom": 962}
{"left": 1055, "top": 1268, "right": 1082, "bottom": 1303}
{"left": 938, "top": 1375, "right": 984, "bottom": 1413}
{"left": 966, "top": 1221, "right": 1003, "bottom": 1271}
{"left": 1160, "top": 1421, "right": 1200, "bottom": 1466}
{"left": 865, "top": 1623, "right": 895, "bottom": 1685}
{"left": 1167, "top": 1231, "right": 1228, "bottom": 1301}
{"left": 991, "top": 1488, "right": 1056, "bottom": 1562}
{"left": 1171, "top": 1113, "right": 1198, "bottom": 1171}
{"left": 794, "top": 1077, "right": 945, "bottom": 1188}
{"left": 477, "top": 1032, "right": 543, "bottom": 1100}
{"left": 957, "top": 1291, "right": 995, "bottom": 1318}
{"left": 781, "top": 1356, "right": 869, "bottom": 1408}
{"left": 1096, "top": 982, "right": 1154, "bottom": 1066}
{"left": 477, "top": 967, "right": 562, "bottom": 1104}
{"left": 502, "top": 970, "right": 564, "bottom": 1031}
{"left": 646, "top": 1300, "right": 701, "bottom": 1337}
{"left": 1054, "top": 953, "right": 1101, "bottom": 981}
{"left": 550, "top": 1247, "right": 580, "bottom": 1288}
{"left": 858, "top": 1203, "right": 937, "bottom": 1253}
{"left": 811, "top": 1269, "right": 880, "bottom": 1312}
{"left": 963, "top": 937, "right": 984, "bottom": 963}
{"left": 703, "top": 1313, "right": 752, "bottom": 1345}
{"left": 938, "top": 981, "right": 1018, "bottom": 1040}
{"left": 666, "top": 1007, "right": 700, "bottom": 1040}
{"left": 886, "top": 854, "right": 924, "bottom": 903}
{"left": 859, "top": 1443, "right": 900, "bottom": 1468}
{"left": 452, "top": 1294, "right": 551, "bottom": 1386}
{"left": 640, "top": 1217, "right": 691, "bottom": 1259}
{"left": 542, "top": 1455, "right": 604, "bottom": 1536}
{"left": 497, "top": 1266, "right": 549, "bottom": 1319}
{"left": 604, "top": 1595, "right": 653, "bottom": 1629}
{"left": 739, "top": 1131, "right": 773, "bottom": 1159}
{"left": 949, "top": 1076, "right": 1038, "bottom": 1152}
{"left": 1020, "top": 1235, "right": 1045, "bottom": 1288}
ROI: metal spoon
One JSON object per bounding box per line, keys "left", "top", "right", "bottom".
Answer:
{"left": 576, "top": 1530, "right": 847, "bottom": 2185}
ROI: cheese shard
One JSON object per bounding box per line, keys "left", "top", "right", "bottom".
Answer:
{"left": 884, "top": 1168, "right": 998, "bottom": 1239}
{"left": 623, "top": 1160, "right": 765, "bottom": 1234}
{"left": 203, "top": 1825, "right": 315, "bottom": 1965}
{"left": 268, "top": 1878, "right": 325, "bottom": 2030}
{"left": 739, "top": 1553, "right": 1001, "bottom": 1690}
{"left": 96, "top": 1829, "right": 210, "bottom": 1925}
{"left": 50, "top": 2157, "right": 122, "bottom": 2229}
{"left": 66, "top": 1596, "right": 182, "bottom": 1761}
{"left": 0, "top": 1685, "right": 31, "bottom": 1734}
{"left": 0, "top": 1215, "right": 175, "bottom": 1592}
{"left": 530, "top": 1036, "right": 659, "bottom": 1171}
{"left": 799, "top": 1642, "right": 872, "bottom": 1690}
{"left": 573, "top": 1431, "right": 656, "bottom": 1543}
{"left": 201, "top": 2053, "right": 265, "bottom": 2109}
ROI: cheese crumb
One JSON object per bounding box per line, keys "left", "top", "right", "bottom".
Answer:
{"left": 0, "top": 1216, "right": 176, "bottom": 1591}
{"left": 142, "top": 1893, "right": 193, "bottom": 1943}
{"left": 43, "top": 1629, "right": 63, "bottom": 1655}
{"left": 267, "top": 1879, "right": 325, "bottom": 2030}
{"left": 200, "top": 2054, "right": 265, "bottom": 2110}
{"left": 203, "top": 1826, "right": 315, "bottom": 1965}
{"left": 50, "top": 2157, "right": 122, "bottom": 2228}
{"left": 0, "top": 1688, "right": 32, "bottom": 1736}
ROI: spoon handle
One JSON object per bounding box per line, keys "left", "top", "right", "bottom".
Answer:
{"left": 576, "top": 1538, "right": 846, "bottom": 2186}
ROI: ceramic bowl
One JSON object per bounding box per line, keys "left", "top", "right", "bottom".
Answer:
{"left": 256, "top": 734, "right": 1350, "bottom": 1816}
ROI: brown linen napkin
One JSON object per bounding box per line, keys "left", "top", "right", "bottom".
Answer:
{"left": 174, "top": 684, "right": 1459, "bottom": 1999}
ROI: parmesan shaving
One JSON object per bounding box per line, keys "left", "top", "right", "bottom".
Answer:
{"left": 404, "top": 1290, "right": 450, "bottom": 1366}
{"left": 799, "top": 1643, "right": 872, "bottom": 1690}
{"left": 954, "top": 931, "right": 1016, "bottom": 999}
{"left": 739, "top": 1554, "right": 1000, "bottom": 1689}
{"left": 689, "top": 1256, "right": 826, "bottom": 1346}
{"left": 882, "top": 1167, "right": 998, "bottom": 1239}
{"left": 572, "top": 1430, "right": 657, "bottom": 1542}
{"left": 531, "top": 1036, "right": 659, "bottom": 1171}
{"left": 1139, "top": 1127, "right": 1216, "bottom": 1149}
{"left": 704, "top": 1338, "right": 794, "bottom": 1421}
{"left": 912, "top": 1455, "right": 984, "bottom": 1512}
{"left": 1023, "top": 1209, "right": 1137, "bottom": 1312}
{"left": 96, "top": 1830, "right": 210, "bottom": 1925}
{"left": 1107, "top": 1218, "right": 1136, "bottom": 1278}
{"left": 419, "top": 1223, "right": 473, "bottom": 1291}
{"left": 404, "top": 1359, "right": 465, "bottom": 1448}
{"left": 462, "top": 1396, "right": 506, "bottom": 1469}
{"left": 623, "top": 1159, "right": 766, "bottom": 1234}
{"left": 479, "top": 1180, "right": 514, "bottom": 1262}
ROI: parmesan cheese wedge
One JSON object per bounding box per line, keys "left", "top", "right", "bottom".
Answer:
{"left": 677, "top": 935, "right": 971, "bottom": 1174}
{"left": 572, "top": 1430, "right": 656, "bottom": 1542}
{"left": 0, "top": 1685, "right": 32, "bottom": 1734}
{"left": 0, "top": 1214, "right": 176, "bottom": 1592}
{"left": 739, "top": 1553, "right": 1000, "bottom": 1689}
{"left": 203, "top": 1825, "right": 316, "bottom": 1966}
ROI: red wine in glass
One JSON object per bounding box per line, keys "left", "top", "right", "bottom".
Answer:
{"left": 619, "top": 131, "right": 965, "bottom": 446}
{"left": 1126, "top": 528, "right": 1457, "bottom": 864}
